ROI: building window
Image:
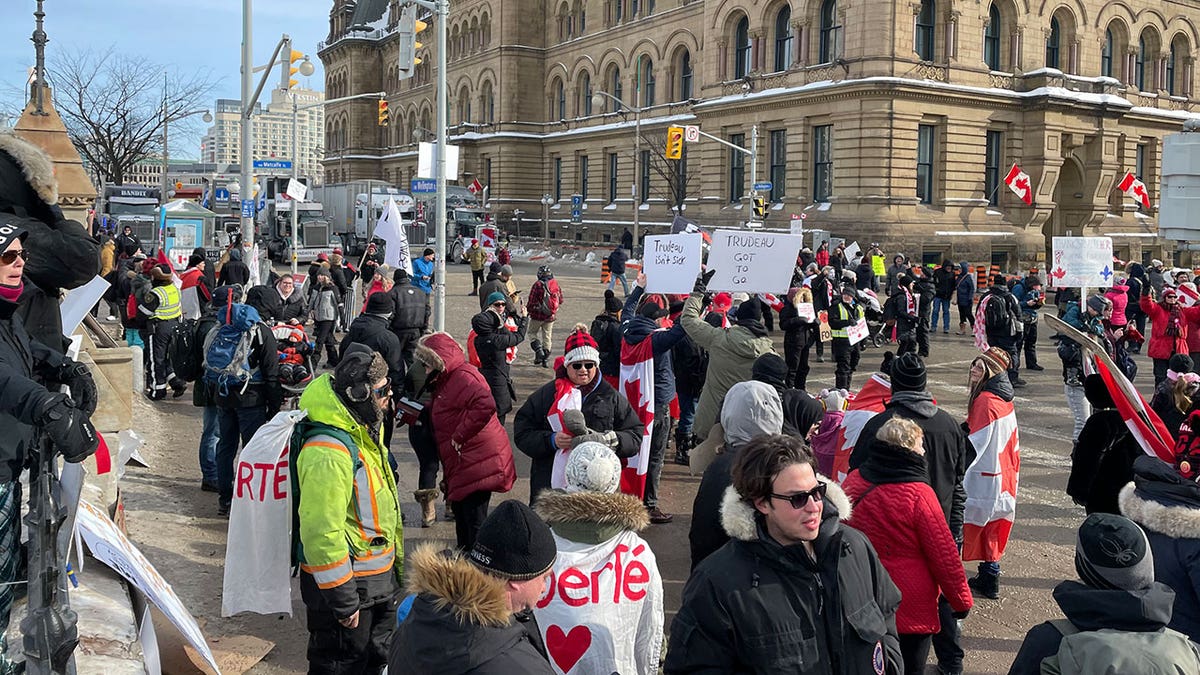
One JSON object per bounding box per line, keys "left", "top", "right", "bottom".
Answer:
{"left": 1136, "top": 35, "right": 1147, "bottom": 89}
{"left": 580, "top": 72, "right": 593, "bottom": 115}
{"left": 917, "top": 124, "right": 935, "bottom": 204}
{"left": 1168, "top": 39, "right": 1180, "bottom": 95}
{"left": 1135, "top": 143, "right": 1146, "bottom": 181}
{"left": 554, "top": 157, "right": 563, "bottom": 201}
{"left": 642, "top": 59, "right": 655, "bottom": 107}
{"left": 819, "top": 0, "right": 841, "bottom": 63}
{"left": 728, "top": 132, "right": 746, "bottom": 203}
{"left": 769, "top": 129, "right": 787, "bottom": 201}
{"left": 679, "top": 51, "right": 693, "bottom": 100}
{"left": 813, "top": 125, "right": 833, "bottom": 202}
{"left": 608, "top": 152, "right": 618, "bottom": 202}
{"left": 734, "top": 17, "right": 751, "bottom": 79}
{"left": 608, "top": 67, "right": 623, "bottom": 111}
{"left": 984, "top": 4, "right": 1001, "bottom": 70}
{"left": 639, "top": 149, "right": 650, "bottom": 203}
{"left": 484, "top": 158, "right": 492, "bottom": 192}
{"left": 631, "top": 0, "right": 638, "bottom": 17}
{"left": 774, "top": 8, "right": 793, "bottom": 72}
{"left": 1102, "top": 28, "right": 1114, "bottom": 77}
{"left": 614, "top": 0, "right": 622, "bottom": 23}
{"left": 915, "top": 0, "right": 935, "bottom": 62}
{"left": 555, "top": 80, "right": 566, "bottom": 119}
{"left": 579, "top": 155, "right": 589, "bottom": 200}
{"left": 645, "top": 0, "right": 654, "bottom": 16}
{"left": 1046, "top": 17, "right": 1060, "bottom": 69}
{"left": 985, "top": 130, "right": 1002, "bottom": 206}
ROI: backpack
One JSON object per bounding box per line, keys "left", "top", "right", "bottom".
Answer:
{"left": 1040, "top": 619, "right": 1200, "bottom": 675}
{"left": 534, "top": 280, "right": 554, "bottom": 316}
{"left": 202, "top": 303, "right": 264, "bottom": 396}
{"left": 984, "top": 292, "right": 1015, "bottom": 334}
{"left": 169, "top": 318, "right": 203, "bottom": 382}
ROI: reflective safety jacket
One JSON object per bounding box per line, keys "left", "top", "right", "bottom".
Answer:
{"left": 829, "top": 301, "right": 863, "bottom": 339}
{"left": 150, "top": 284, "right": 182, "bottom": 321}
{"left": 294, "top": 374, "right": 402, "bottom": 617}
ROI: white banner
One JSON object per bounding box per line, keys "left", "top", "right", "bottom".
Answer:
{"left": 417, "top": 142, "right": 461, "bottom": 180}
{"left": 374, "top": 197, "right": 413, "bottom": 274}
{"left": 706, "top": 229, "right": 803, "bottom": 293}
{"left": 534, "top": 531, "right": 663, "bottom": 675}
{"left": 643, "top": 234, "right": 702, "bottom": 294}
{"left": 1050, "top": 236, "right": 1114, "bottom": 288}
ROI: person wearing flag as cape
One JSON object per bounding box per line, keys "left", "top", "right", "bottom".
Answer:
{"left": 962, "top": 346, "right": 1020, "bottom": 600}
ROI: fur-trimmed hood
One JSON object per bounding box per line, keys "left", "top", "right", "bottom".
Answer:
{"left": 719, "top": 474, "right": 852, "bottom": 542}
{"left": 534, "top": 489, "right": 650, "bottom": 533}
{"left": 0, "top": 129, "right": 57, "bottom": 207}
{"left": 1120, "top": 481, "right": 1200, "bottom": 540}
{"left": 415, "top": 331, "right": 463, "bottom": 373}
{"left": 405, "top": 544, "right": 511, "bottom": 627}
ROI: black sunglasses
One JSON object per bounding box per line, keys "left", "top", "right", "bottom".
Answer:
{"left": 491, "top": 302, "right": 506, "bottom": 308}
{"left": 570, "top": 362, "right": 596, "bottom": 371}
{"left": 0, "top": 249, "right": 29, "bottom": 265}
{"left": 770, "top": 482, "right": 828, "bottom": 509}
{"left": 372, "top": 379, "right": 392, "bottom": 397}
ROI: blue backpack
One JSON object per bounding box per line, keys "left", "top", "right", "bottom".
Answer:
{"left": 202, "top": 303, "right": 264, "bottom": 396}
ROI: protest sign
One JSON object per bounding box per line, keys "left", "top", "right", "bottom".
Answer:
{"left": 1049, "top": 237, "right": 1114, "bottom": 288}
{"left": 871, "top": 255, "right": 886, "bottom": 277}
{"left": 797, "top": 302, "right": 816, "bottom": 322}
{"left": 642, "top": 234, "right": 702, "bottom": 294}
{"left": 59, "top": 275, "right": 111, "bottom": 337}
{"left": 843, "top": 241, "right": 861, "bottom": 262}
{"left": 706, "top": 229, "right": 803, "bottom": 293}
{"left": 818, "top": 310, "right": 833, "bottom": 342}
{"left": 848, "top": 317, "right": 870, "bottom": 345}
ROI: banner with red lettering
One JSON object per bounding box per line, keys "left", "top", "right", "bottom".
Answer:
{"left": 619, "top": 338, "right": 655, "bottom": 498}
{"left": 534, "top": 532, "right": 663, "bottom": 675}
{"left": 222, "top": 409, "right": 307, "bottom": 617}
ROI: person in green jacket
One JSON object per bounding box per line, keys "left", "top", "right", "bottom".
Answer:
{"left": 466, "top": 239, "right": 488, "bottom": 295}
{"left": 294, "top": 344, "right": 403, "bottom": 674}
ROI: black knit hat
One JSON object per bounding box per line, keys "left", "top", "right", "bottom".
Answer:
{"left": 752, "top": 353, "right": 788, "bottom": 390}
{"left": 603, "top": 289, "right": 622, "bottom": 313}
{"left": 365, "top": 292, "right": 392, "bottom": 315}
{"left": 467, "top": 500, "right": 556, "bottom": 580}
{"left": 393, "top": 267, "right": 409, "bottom": 283}
{"left": 735, "top": 298, "right": 762, "bottom": 322}
{"left": 0, "top": 222, "right": 28, "bottom": 254}
{"left": 1168, "top": 353, "right": 1194, "bottom": 375}
{"left": 890, "top": 353, "right": 927, "bottom": 392}
{"left": 1075, "top": 513, "right": 1155, "bottom": 591}
{"left": 187, "top": 254, "right": 205, "bottom": 268}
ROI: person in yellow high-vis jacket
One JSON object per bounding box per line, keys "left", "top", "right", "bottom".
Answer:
{"left": 139, "top": 264, "right": 187, "bottom": 400}
{"left": 829, "top": 284, "right": 865, "bottom": 390}
{"left": 294, "top": 344, "right": 402, "bottom": 675}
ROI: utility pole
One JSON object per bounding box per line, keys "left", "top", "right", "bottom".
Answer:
{"left": 433, "top": 0, "right": 449, "bottom": 332}
{"left": 239, "top": 0, "right": 255, "bottom": 257}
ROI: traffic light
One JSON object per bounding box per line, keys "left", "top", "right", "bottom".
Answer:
{"left": 665, "top": 126, "right": 684, "bottom": 160}
{"left": 752, "top": 195, "right": 767, "bottom": 219}
{"left": 397, "top": 4, "right": 427, "bottom": 81}
{"left": 280, "top": 42, "right": 314, "bottom": 89}
{"left": 378, "top": 100, "right": 389, "bottom": 126}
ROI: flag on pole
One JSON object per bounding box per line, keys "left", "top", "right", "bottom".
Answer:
{"left": 618, "top": 338, "right": 655, "bottom": 499}
{"left": 1093, "top": 356, "right": 1176, "bottom": 464}
{"left": 1117, "top": 171, "right": 1152, "bottom": 209}
{"left": 375, "top": 197, "right": 413, "bottom": 274}
{"left": 467, "top": 178, "right": 484, "bottom": 195}
{"left": 1003, "top": 164, "right": 1034, "bottom": 205}
{"left": 670, "top": 212, "right": 712, "bottom": 244}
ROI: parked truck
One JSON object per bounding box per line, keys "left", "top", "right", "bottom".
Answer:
{"left": 100, "top": 185, "right": 160, "bottom": 246}
{"left": 313, "top": 182, "right": 422, "bottom": 258}
{"left": 258, "top": 192, "right": 337, "bottom": 263}
{"left": 418, "top": 185, "right": 492, "bottom": 262}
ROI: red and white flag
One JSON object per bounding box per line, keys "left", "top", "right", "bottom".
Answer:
{"left": 831, "top": 374, "right": 892, "bottom": 482}
{"left": 547, "top": 381, "right": 584, "bottom": 490}
{"left": 467, "top": 178, "right": 484, "bottom": 195}
{"left": 1003, "top": 164, "right": 1034, "bottom": 206}
{"left": 1118, "top": 171, "right": 1152, "bottom": 209}
{"left": 757, "top": 293, "right": 785, "bottom": 313}
{"left": 1093, "top": 356, "right": 1176, "bottom": 464}
{"left": 618, "top": 338, "right": 655, "bottom": 499}
{"left": 1178, "top": 282, "right": 1200, "bottom": 308}
{"left": 962, "top": 389, "right": 1020, "bottom": 563}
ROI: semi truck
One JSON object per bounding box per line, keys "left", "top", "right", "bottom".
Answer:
{"left": 258, "top": 198, "right": 337, "bottom": 263}
{"left": 312, "top": 182, "right": 422, "bottom": 257}
{"left": 100, "top": 185, "right": 160, "bottom": 246}
{"left": 418, "top": 185, "right": 492, "bottom": 262}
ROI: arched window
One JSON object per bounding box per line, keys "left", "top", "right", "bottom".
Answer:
{"left": 734, "top": 17, "right": 751, "bottom": 78}
{"left": 984, "top": 4, "right": 1001, "bottom": 70}
{"left": 1136, "top": 35, "right": 1146, "bottom": 89}
{"left": 679, "top": 50, "right": 693, "bottom": 100}
{"left": 915, "top": 0, "right": 935, "bottom": 61}
{"left": 1137, "top": 30, "right": 1159, "bottom": 90}
{"left": 819, "top": 0, "right": 840, "bottom": 63}
{"left": 553, "top": 79, "right": 566, "bottom": 119}
{"left": 774, "top": 7, "right": 793, "bottom": 72}
{"left": 1168, "top": 35, "right": 1188, "bottom": 96}
{"left": 458, "top": 86, "right": 471, "bottom": 123}
{"left": 481, "top": 83, "right": 495, "bottom": 122}
{"left": 641, "top": 59, "right": 655, "bottom": 107}
{"left": 1046, "top": 17, "right": 1060, "bottom": 69}
{"left": 580, "top": 72, "right": 593, "bottom": 115}
{"left": 608, "top": 65, "right": 623, "bottom": 111}
{"left": 1102, "top": 28, "right": 1114, "bottom": 77}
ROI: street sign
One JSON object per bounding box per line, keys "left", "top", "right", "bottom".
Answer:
{"left": 411, "top": 178, "right": 437, "bottom": 195}
{"left": 252, "top": 159, "right": 292, "bottom": 170}
{"left": 684, "top": 125, "right": 700, "bottom": 143}
{"left": 571, "top": 194, "right": 582, "bottom": 208}
{"left": 753, "top": 181, "right": 773, "bottom": 191}
{"left": 214, "top": 187, "right": 230, "bottom": 203}
{"left": 240, "top": 199, "right": 255, "bottom": 218}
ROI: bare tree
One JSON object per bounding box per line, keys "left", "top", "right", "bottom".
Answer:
{"left": 631, "top": 130, "right": 700, "bottom": 213}
{"left": 48, "top": 47, "right": 219, "bottom": 185}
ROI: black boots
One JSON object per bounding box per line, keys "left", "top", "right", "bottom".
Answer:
{"left": 531, "top": 340, "right": 545, "bottom": 366}
{"left": 968, "top": 570, "right": 1000, "bottom": 599}
{"left": 673, "top": 431, "right": 692, "bottom": 466}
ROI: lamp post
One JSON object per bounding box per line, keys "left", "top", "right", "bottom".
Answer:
{"left": 160, "top": 107, "right": 213, "bottom": 204}
{"left": 540, "top": 194, "right": 553, "bottom": 243}
{"left": 592, "top": 57, "right": 644, "bottom": 255}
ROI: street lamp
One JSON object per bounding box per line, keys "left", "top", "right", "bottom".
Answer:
{"left": 161, "top": 105, "right": 212, "bottom": 202}
{"left": 540, "top": 194, "right": 554, "bottom": 243}
{"left": 592, "top": 60, "right": 644, "bottom": 255}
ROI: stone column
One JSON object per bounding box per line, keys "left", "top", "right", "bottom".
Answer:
{"left": 751, "top": 30, "right": 764, "bottom": 72}
{"left": 795, "top": 20, "right": 808, "bottom": 67}
{"left": 718, "top": 39, "right": 728, "bottom": 81}
{"left": 1010, "top": 28, "right": 1023, "bottom": 72}
{"left": 1126, "top": 47, "right": 1137, "bottom": 86}
{"left": 947, "top": 11, "right": 959, "bottom": 62}
{"left": 1068, "top": 41, "right": 1078, "bottom": 75}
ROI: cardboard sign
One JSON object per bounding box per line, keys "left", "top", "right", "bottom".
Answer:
{"left": 848, "top": 318, "right": 870, "bottom": 345}
{"left": 285, "top": 178, "right": 307, "bottom": 202}
{"left": 1049, "top": 237, "right": 1114, "bottom": 288}
{"left": 643, "top": 234, "right": 703, "bottom": 294}
{"left": 706, "top": 229, "right": 803, "bottom": 293}
{"left": 818, "top": 310, "right": 833, "bottom": 342}
{"left": 844, "top": 241, "right": 861, "bottom": 262}
{"left": 871, "top": 255, "right": 886, "bottom": 277}
{"left": 797, "top": 302, "right": 816, "bottom": 322}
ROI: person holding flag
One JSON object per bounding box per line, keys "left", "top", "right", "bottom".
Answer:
{"left": 372, "top": 197, "right": 413, "bottom": 275}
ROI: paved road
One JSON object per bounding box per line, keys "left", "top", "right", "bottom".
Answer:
{"left": 124, "top": 256, "right": 1099, "bottom": 674}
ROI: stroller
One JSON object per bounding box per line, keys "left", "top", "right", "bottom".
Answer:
{"left": 856, "top": 288, "right": 887, "bottom": 348}
{"left": 272, "top": 323, "right": 316, "bottom": 402}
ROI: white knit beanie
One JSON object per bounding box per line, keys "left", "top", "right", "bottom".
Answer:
{"left": 563, "top": 442, "right": 623, "bottom": 494}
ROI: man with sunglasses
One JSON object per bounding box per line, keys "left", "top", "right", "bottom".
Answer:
{"left": 667, "top": 434, "right": 902, "bottom": 675}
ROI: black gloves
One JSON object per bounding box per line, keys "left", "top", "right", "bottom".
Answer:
{"left": 57, "top": 361, "right": 98, "bottom": 417}
{"left": 951, "top": 608, "right": 970, "bottom": 620}
{"left": 693, "top": 269, "right": 716, "bottom": 295}
{"left": 37, "top": 396, "right": 99, "bottom": 464}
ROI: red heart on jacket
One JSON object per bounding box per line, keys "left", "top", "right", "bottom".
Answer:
{"left": 545, "top": 624, "right": 591, "bottom": 673}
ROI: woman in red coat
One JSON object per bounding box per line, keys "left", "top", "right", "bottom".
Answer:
{"left": 415, "top": 332, "right": 516, "bottom": 549}
{"left": 843, "top": 416, "right": 973, "bottom": 675}
{"left": 1140, "top": 287, "right": 1195, "bottom": 385}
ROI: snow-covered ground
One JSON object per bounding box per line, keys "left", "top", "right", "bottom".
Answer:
{"left": 507, "top": 242, "right": 639, "bottom": 269}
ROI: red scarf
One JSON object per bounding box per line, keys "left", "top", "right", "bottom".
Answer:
{"left": 0, "top": 282, "right": 23, "bottom": 303}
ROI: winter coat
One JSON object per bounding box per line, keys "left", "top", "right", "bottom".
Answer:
{"left": 307, "top": 284, "right": 340, "bottom": 323}
{"left": 513, "top": 374, "right": 644, "bottom": 500}
{"left": 816, "top": 247, "right": 830, "bottom": 269}
{"left": 666, "top": 481, "right": 903, "bottom": 675}
{"left": 471, "top": 310, "right": 528, "bottom": 417}
{"left": 622, "top": 286, "right": 687, "bottom": 405}
{"left": 886, "top": 261, "right": 907, "bottom": 295}
{"left": 416, "top": 333, "right": 515, "bottom": 501}
{"left": 842, "top": 444, "right": 972, "bottom": 635}
{"left": 779, "top": 293, "right": 818, "bottom": 351}
{"left": 779, "top": 388, "right": 825, "bottom": 440}
{"left": 1151, "top": 382, "right": 1189, "bottom": 442}
{"left": 981, "top": 286, "right": 1021, "bottom": 342}
{"left": 671, "top": 330, "right": 708, "bottom": 397}
{"left": 1140, "top": 295, "right": 1191, "bottom": 360}
{"left": 477, "top": 272, "right": 510, "bottom": 311}
{"left": 294, "top": 375, "right": 402, "bottom": 618}
{"left": 114, "top": 232, "right": 141, "bottom": 258}
{"left": 1120, "top": 455, "right": 1200, "bottom": 643}
{"left": 913, "top": 274, "right": 934, "bottom": 317}
{"left": 390, "top": 546, "right": 555, "bottom": 675}
{"left": 955, "top": 263, "right": 976, "bottom": 306}
{"left": 811, "top": 410, "right": 844, "bottom": 477}
{"left": 932, "top": 264, "right": 956, "bottom": 300}
{"left": 411, "top": 256, "right": 434, "bottom": 294}
{"left": 590, "top": 312, "right": 623, "bottom": 379}
{"left": 1008, "top": 580, "right": 1181, "bottom": 675}
{"left": 218, "top": 248, "right": 251, "bottom": 287}
{"left": 1105, "top": 283, "right": 1130, "bottom": 328}
{"left": 178, "top": 267, "right": 209, "bottom": 320}
{"left": 607, "top": 247, "right": 628, "bottom": 274}
{"left": 465, "top": 245, "right": 487, "bottom": 271}
{"left": 1065, "top": 378, "right": 1142, "bottom": 515}
{"left": 850, "top": 391, "right": 972, "bottom": 540}
{"left": 855, "top": 262, "right": 876, "bottom": 291}
{"left": 341, "top": 313, "right": 405, "bottom": 395}
{"left": 527, "top": 276, "right": 563, "bottom": 322}
{"left": 882, "top": 290, "right": 918, "bottom": 342}
{"left": 1127, "top": 265, "right": 1146, "bottom": 318}
{"left": 246, "top": 285, "right": 306, "bottom": 324}
{"left": 535, "top": 488, "right": 651, "bottom": 545}
{"left": 328, "top": 263, "right": 349, "bottom": 300}
{"left": 680, "top": 291, "right": 775, "bottom": 441}
{"left": 1149, "top": 267, "right": 1166, "bottom": 295}
{"left": 389, "top": 279, "right": 430, "bottom": 333}
{"left": 1011, "top": 281, "right": 1042, "bottom": 322}
{"left": 99, "top": 241, "right": 115, "bottom": 277}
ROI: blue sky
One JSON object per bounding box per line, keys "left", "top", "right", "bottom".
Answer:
{"left": 1, "top": 0, "right": 329, "bottom": 159}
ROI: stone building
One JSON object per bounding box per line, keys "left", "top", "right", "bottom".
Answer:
{"left": 201, "top": 87, "right": 326, "bottom": 183}
{"left": 319, "top": 0, "right": 1200, "bottom": 270}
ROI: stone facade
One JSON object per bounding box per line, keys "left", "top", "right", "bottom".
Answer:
{"left": 319, "top": 0, "right": 1200, "bottom": 271}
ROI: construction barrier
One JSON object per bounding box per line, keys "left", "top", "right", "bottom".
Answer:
{"left": 600, "top": 260, "right": 640, "bottom": 284}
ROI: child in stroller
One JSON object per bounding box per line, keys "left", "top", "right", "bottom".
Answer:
{"left": 857, "top": 288, "right": 886, "bottom": 347}
{"left": 272, "top": 323, "right": 315, "bottom": 390}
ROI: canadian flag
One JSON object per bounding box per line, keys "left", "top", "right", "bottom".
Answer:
{"left": 1003, "top": 164, "right": 1034, "bottom": 205}
{"left": 831, "top": 373, "right": 892, "bottom": 482}
{"left": 1118, "top": 171, "right": 1152, "bottom": 209}
{"left": 467, "top": 178, "right": 484, "bottom": 195}
{"left": 618, "top": 338, "right": 655, "bottom": 499}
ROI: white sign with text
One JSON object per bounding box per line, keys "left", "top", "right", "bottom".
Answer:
{"left": 1050, "top": 236, "right": 1114, "bottom": 288}
{"left": 706, "top": 229, "right": 804, "bottom": 293}
{"left": 643, "top": 234, "right": 703, "bottom": 294}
